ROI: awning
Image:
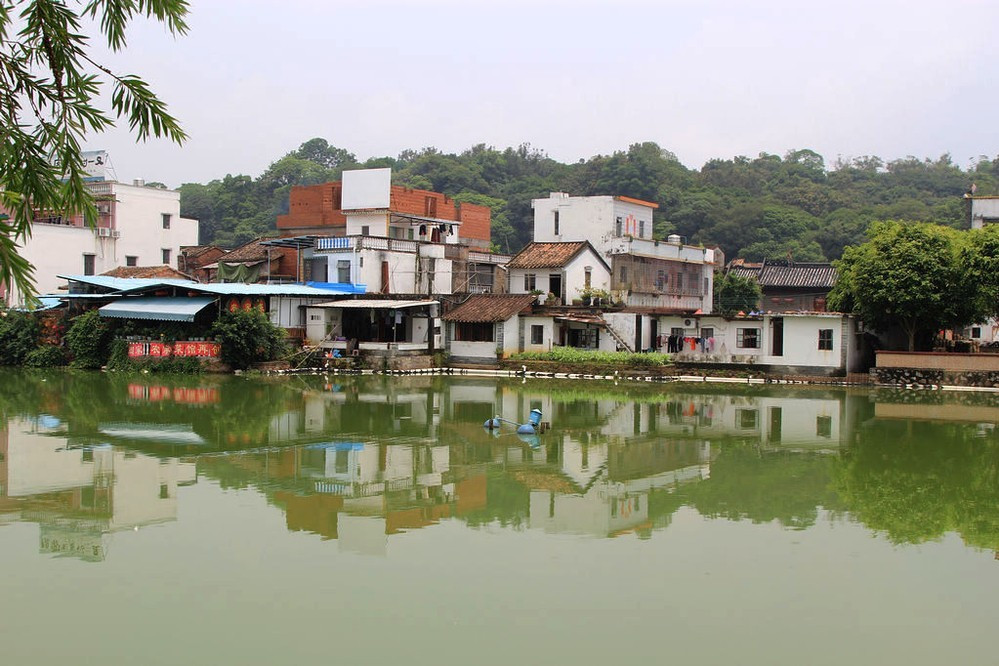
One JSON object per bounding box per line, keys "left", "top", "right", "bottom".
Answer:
{"left": 312, "top": 299, "right": 437, "bottom": 309}
{"left": 555, "top": 314, "right": 607, "bottom": 326}
{"left": 99, "top": 296, "right": 216, "bottom": 322}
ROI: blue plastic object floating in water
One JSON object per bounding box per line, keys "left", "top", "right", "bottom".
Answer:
{"left": 528, "top": 408, "right": 543, "bottom": 427}
{"left": 483, "top": 418, "right": 501, "bottom": 430}
{"left": 517, "top": 423, "right": 536, "bottom": 435}
{"left": 517, "top": 433, "right": 540, "bottom": 448}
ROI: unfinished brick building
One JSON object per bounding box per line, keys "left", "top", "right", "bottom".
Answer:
{"left": 277, "top": 180, "right": 491, "bottom": 250}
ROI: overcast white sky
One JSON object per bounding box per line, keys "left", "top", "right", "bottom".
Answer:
{"left": 90, "top": 0, "right": 999, "bottom": 188}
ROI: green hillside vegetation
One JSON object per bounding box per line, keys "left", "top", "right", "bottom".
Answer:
{"left": 180, "top": 138, "right": 999, "bottom": 261}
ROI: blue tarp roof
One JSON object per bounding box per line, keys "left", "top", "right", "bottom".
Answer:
{"left": 98, "top": 296, "right": 217, "bottom": 322}
{"left": 59, "top": 275, "right": 366, "bottom": 297}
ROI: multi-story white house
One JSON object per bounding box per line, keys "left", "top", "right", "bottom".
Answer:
{"left": 4, "top": 178, "right": 198, "bottom": 306}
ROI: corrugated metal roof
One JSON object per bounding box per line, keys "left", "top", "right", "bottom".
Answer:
{"left": 98, "top": 297, "right": 217, "bottom": 322}
{"left": 312, "top": 299, "right": 437, "bottom": 309}
{"left": 59, "top": 275, "right": 365, "bottom": 297}
{"left": 507, "top": 242, "right": 592, "bottom": 269}
{"left": 443, "top": 294, "right": 536, "bottom": 323}
{"left": 59, "top": 275, "right": 193, "bottom": 292}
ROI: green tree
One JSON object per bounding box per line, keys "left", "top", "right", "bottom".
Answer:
{"left": 829, "top": 221, "right": 979, "bottom": 351}
{"left": 65, "top": 309, "right": 113, "bottom": 368}
{"left": 211, "top": 309, "right": 288, "bottom": 370}
{"left": 0, "top": 0, "right": 189, "bottom": 300}
{"left": 713, "top": 271, "right": 762, "bottom": 316}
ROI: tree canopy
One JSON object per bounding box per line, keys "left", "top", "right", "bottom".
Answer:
{"left": 829, "top": 221, "right": 986, "bottom": 350}
{"left": 183, "top": 139, "right": 995, "bottom": 268}
{"left": 0, "top": 0, "right": 189, "bottom": 301}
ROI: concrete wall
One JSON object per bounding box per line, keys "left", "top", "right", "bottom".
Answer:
{"left": 877, "top": 351, "right": 999, "bottom": 371}
{"left": 7, "top": 182, "right": 197, "bottom": 305}
{"left": 532, "top": 194, "right": 655, "bottom": 258}
{"left": 970, "top": 197, "right": 999, "bottom": 228}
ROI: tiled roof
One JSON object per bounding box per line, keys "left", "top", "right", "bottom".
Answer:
{"left": 507, "top": 242, "right": 591, "bottom": 269}
{"left": 758, "top": 262, "right": 837, "bottom": 289}
{"left": 102, "top": 265, "right": 192, "bottom": 280}
{"left": 219, "top": 238, "right": 271, "bottom": 263}
{"left": 443, "top": 294, "right": 536, "bottom": 323}
{"left": 727, "top": 260, "right": 837, "bottom": 289}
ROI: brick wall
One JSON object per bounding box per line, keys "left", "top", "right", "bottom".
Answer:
{"left": 276, "top": 181, "right": 491, "bottom": 247}
{"left": 277, "top": 183, "right": 347, "bottom": 232}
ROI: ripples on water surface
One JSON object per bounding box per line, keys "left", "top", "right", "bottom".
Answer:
{"left": 0, "top": 370, "right": 996, "bottom": 664}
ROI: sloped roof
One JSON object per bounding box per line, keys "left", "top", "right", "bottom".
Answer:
{"left": 219, "top": 238, "right": 275, "bottom": 263}
{"left": 727, "top": 260, "right": 837, "bottom": 289}
{"left": 443, "top": 294, "right": 536, "bottom": 323}
{"left": 102, "top": 265, "right": 192, "bottom": 280}
{"left": 507, "top": 241, "right": 608, "bottom": 270}
{"left": 758, "top": 262, "right": 837, "bottom": 288}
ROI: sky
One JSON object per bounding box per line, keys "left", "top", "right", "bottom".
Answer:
{"left": 89, "top": 0, "right": 999, "bottom": 189}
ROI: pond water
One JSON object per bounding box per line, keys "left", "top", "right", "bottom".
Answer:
{"left": 0, "top": 370, "right": 997, "bottom": 665}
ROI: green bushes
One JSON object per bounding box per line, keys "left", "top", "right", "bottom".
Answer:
{"left": 25, "top": 345, "right": 68, "bottom": 367}
{"left": 65, "top": 310, "right": 113, "bottom": 368}
{"left": 210, "top": 309, "right": 288, "bottom": 370}
{"left": 510, "top": 348, "right": 671, "bottom": 368}
{"left": 0, "top": 310, "right": 40, "bottom": 365}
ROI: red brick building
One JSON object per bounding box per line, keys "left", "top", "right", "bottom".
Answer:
{"left": 277, "top": 181, "right": 491, "bottom": 250}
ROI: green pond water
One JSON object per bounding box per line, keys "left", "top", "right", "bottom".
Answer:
{"left": 0, "top": 369, "right": 997, "bottom": 665}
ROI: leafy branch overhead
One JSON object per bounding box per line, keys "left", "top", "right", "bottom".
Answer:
{"left": 0, "top": 0, "right": 189, "bottom": 301}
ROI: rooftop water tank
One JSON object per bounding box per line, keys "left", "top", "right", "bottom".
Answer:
{"left": 667, "top": 234, "right": 682, "bottom": 244}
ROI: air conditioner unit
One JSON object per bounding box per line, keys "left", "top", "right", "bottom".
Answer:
{"left": 97, "top": 227, "right": 112, "bottom": 237}
{"left": 96, "top": 204, "right": 110, "bottom": 215}
{"left": 111, "top": 230, "right": 121, "bottom": 239}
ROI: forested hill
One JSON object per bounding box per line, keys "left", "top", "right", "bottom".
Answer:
{"left": 179, "top": 138, "right": 999, "bottom": 261}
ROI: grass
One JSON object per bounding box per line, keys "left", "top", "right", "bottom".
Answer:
{"left": 509, "top": 347, "right": 672, "bottom": 367}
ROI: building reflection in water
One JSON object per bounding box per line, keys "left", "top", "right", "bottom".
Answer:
{"left": 4, "top": 373, "right": 996, "bottom": 559}
{"left": 0, "top": 416, "right": 196, "bottom": 562}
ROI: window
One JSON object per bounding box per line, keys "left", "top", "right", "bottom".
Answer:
{"left": 818, "top": 329, "right": 834, "bottom": 350}
{"left": 125, "top": 256, "right": 138, "bottom": 267}
{"left": 737, "top": 328, "right": 760, "bottom": 349}
{"left": 454, "top": 322, "right": 494, "bottom": 342}
{"left": 701, "top": 327, "right": 714, "bottom": 339}
{"left": 671, "top": 327, "right": 685, "bottom": 337}
{"left": 161, "top": 213, "right": 171, "bottom": 229}
{"left": 816, "top": 415, "right": 832, "bottom": 438}
{"left": 531, "top": 324, "right": 544, "bottom": 345}
{"left": 83, "top": 253, "right": 95, "bottom": 276}
{"left": 159, "top": 484, "right": 169, "bottom": 499}
{"left": 337, "top": 260, "right": 351, "bottom": 283}
{"left": 553, "top": 210, "right": 560, "bottom": 235}
{"left": 620, "top": 265, "right": 627, "bottom": 281}
{"left": 972, "top": 327, "right": 982, "bottom": 339}
{"left": 361, "top": 225, "right": 370, "bottom": 236}
{"left": 737, "top": 409, "right": 759, "bottom": 430}
{"left": 677, "top": 272, "right": 684, "bottom": 290}
{"left": 584, "top": 268, "right": 592, "bottom": 289}
{"left": 524, "top": 273, "right": 536, "bottom": 292}
{"left": 615, "top": 216, "right": 623, "bottom": 236}
{"left": 161, "top": 248, "right": 171, "bottom": 265}
{"left": 425, "top": 196, "right": 437, "bottom": 217}
{"left": 639, "top": 220, "right": 645, "bottom": 237}
{"left": 655, "top": 270, "right": 666, "bottom": 289}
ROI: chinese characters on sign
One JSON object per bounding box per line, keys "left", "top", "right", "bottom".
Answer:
{"left": 128, "top": 341, "right": 220, "bottom": 358}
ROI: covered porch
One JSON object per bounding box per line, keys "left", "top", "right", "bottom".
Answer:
{"left": 306, "top": 298, "right": 439, "bottom": 354}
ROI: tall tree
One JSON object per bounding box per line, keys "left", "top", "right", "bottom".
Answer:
{"left": 0, "top": 0, "right": 189, "bottom": 300}
{"left": 829, "top": 221, "right": 978, "bottom": 351}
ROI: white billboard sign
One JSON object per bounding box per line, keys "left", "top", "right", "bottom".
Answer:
{"left": 81, "top": 150, "right": 109, "bottom": 181}
{"left": 341, "top": 168, "right": 391, "bottom": 210}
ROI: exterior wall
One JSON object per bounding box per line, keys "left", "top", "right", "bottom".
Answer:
{"left": 507, "top": 250, "right": 610, "bottom": 303}
{"left": 657, "top": 313, "right": 855, "bottom": 371}
{"left": 309, "top": 243, "right": 452, "bottom": 294}
{"left": 533, "top": 194, "right": 654, "bottom": 257}
{"left": 970, "top": 197, "right": 999, "bottom": 229}
{"left": 278, "top": 179, "right": 490, "bottom": 247}
{"left": 876, "top": 351, "right": 999, "bottom": 372}
{"left": 521, "top": 315, "right": 555, "bottom": 353}
{"left": 761, "top": 288, "right": 831, "bottom": 313}
{"left": 6, "top": 182, "right": 197, "bottom": 305}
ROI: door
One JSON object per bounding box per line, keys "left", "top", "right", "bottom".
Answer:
{"left": 772, "top": 317, "right": 784, "bottom": 356}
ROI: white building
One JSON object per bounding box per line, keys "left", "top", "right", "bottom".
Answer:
{"left": 4, "top": 179, "right": 198, "bottom": 306}
{"left": 532, "top": 192, "right": 715, "bottom": 314}
{"left": 657, "top": 312, "right": 863, "bottom": 376}
{"left": 301, "top": 168, "right": 507, "bottom": 296}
